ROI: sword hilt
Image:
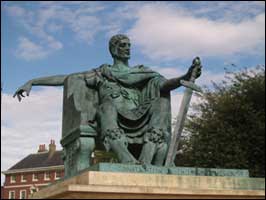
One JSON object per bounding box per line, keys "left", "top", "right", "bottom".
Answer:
{"left": 180, "top": 57, "right": 202, "bottom": 92}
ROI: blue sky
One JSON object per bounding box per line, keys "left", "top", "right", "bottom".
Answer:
{"left": 2, "top": 1, "right": 265, "bottom": 93}
{"left": 1, "top": 1, "right": 265, "bottom": 185}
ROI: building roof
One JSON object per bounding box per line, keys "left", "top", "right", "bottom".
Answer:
{"left": 8, "top": 150, "right": 64, "bottom": 171}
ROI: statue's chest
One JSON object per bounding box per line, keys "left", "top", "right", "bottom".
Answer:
{"left": 99, "top": 80, "right": 140, "bottom": 109}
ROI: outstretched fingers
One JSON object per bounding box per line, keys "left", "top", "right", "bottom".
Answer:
{"left": 13, "top": 90, "right": 24, "bottom": 102}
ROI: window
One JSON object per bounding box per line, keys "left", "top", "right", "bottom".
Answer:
{"left": 8, "top": 191, "right": 15, "bottom": 199}
{"left": 44, "top": 172, "right": 50, "bottom": 180}
{"left": 32, "top": 173, "right": 38, "bottom": 182}
{"left": 55, "top": 171, "right": 61, "bottom": 180}
{"left": 19, "top": 190, "right": 26, "bottom": 199}
{"left": 21, "top": 174, "right": 27, "bottom": 182}
{"left": 10, "top": 175, "right": 16, "bottom": 183}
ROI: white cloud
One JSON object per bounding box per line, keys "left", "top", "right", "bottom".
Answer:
{"left": 4, "top": 2, "right": 265, "bottom": 61}
{"left": 197, "top": 70, "right": 226, "bottom": 87}
{"left": 4, "top": 3, "right": 105, "bottom": 60}
{"left": 15, "top": 37, "right": 49, "bottom": 61}
{"left": 187, "top": 1, "right": 265, "bottom": 23}
{"left": 5, "top": 5, "right": 64, "bottom": 60}
{"left": 70, "top": 15, "right": 101, "bottom": 43}
{"left": 151, "top": 66, "right": 185, "bottom": 79}
{"left": 47, "top": 23, "right": 64, "bottom": 33}
{"left": 1, "top": 87, "right": 63, "bottom": 185}
{"left": 128, "top": 3, "right": 265, "bottom": 61}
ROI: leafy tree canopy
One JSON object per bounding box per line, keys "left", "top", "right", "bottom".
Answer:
{"left": 175, "top": 65, "right": 265, "bottom": 177}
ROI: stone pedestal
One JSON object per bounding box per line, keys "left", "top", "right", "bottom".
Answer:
{"left": 29, "top": 163, "right": 265, "bottom": 199}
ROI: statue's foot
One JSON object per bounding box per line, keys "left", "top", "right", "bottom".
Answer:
{"left": 141, "top": 163, "right": 153, "bottom": 169}
{"left": 123, "top": 159, "right": 140, "bottom": 165}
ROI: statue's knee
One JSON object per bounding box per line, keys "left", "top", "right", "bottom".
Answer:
{"left": 144, "top": 127, "right": 169, "bottom": 144}
{"left": 103, "top": 128, "right": 128, "bottom": 151}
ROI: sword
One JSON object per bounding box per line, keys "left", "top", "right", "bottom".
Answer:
{"left": 165, "top": 57, "right": 202, "bottom": 167}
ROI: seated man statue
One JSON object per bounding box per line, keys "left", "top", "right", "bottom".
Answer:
{"left": 14, "top": 34, "right": 201, "bottom": 174}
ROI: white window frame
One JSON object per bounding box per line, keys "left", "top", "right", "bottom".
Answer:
{"left": 8, "top": 190, "right": 15, "bottom": 199}
{"left": 10, "top": 175, "right": 16, "bottom": 183}
{"left": 19, "top": 190, "right": 26, "bottom": 199}
{"left": 44, "top": 172, "right": 50, "bottom": 180}
{"left": 55, "top": 171, "right": 61, "bottom": 180}
{"left": 32, "top": 173, "right": 38, "bottom": 182}
{"left": 21, "top": 174, "right": 26, "bottom": 182}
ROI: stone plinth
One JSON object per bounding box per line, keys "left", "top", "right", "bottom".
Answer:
{"left": 29, "top": 164, "right": 265, "bottom": 199}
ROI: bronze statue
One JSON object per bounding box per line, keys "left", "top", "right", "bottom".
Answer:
{"left": 14, "top": 34, "right": 201, "bottom": 177}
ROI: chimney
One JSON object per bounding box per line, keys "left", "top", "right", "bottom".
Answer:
{"left": 48, "top": 139, "right": 56, "bottom": 156}
{"left": 38, "top": 144, "right": 47, "bottom": 153}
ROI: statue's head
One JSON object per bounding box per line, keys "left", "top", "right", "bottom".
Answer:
{"left": 109, "top": 34, "right": 130, "bottom": 60}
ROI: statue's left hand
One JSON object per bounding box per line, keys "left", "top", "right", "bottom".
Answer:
{"left": 185, "top": 57, "right": 202, "bottom": 81}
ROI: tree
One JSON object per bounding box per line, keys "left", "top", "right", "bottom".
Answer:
{"left": 175, "top": 65, "right": 265, "bottom": 177}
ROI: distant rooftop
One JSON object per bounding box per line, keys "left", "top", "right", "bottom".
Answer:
{"left": 6, "top": 139, "right": 64, "bottom": 172}
{"left": 8, "top": 150, "right": 63, "bottom": 170}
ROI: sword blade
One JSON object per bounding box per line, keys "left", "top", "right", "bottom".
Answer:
{"left": 165, "top": 87, "right": 193, "bottom": 166}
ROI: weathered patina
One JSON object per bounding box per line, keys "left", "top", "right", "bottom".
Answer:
{"left": 14, "top": 34, "right": 201, "bottom": 177}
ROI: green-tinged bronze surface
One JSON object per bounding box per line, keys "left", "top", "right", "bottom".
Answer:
{"left": 14, "top": 34, "right": 201, "bottom": 178}
{"left": 87, "top": 163, "right": 250, "bottom": 178}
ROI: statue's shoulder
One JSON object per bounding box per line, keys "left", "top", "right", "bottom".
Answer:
{"left": 94, "top": 63, "right": 111, "bottom": 73}
{"left": 98, "top": 63, "right": 111, "bottom": 70}
{"left": 67, "top": 64, "right": 111, "bottom": 78}
{"left": 133, "top": 64, "right": 152, "bottom": 71}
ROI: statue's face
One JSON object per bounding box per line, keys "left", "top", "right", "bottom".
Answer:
{"left": 114, "top": 38, "right": 131, "bottom": 60}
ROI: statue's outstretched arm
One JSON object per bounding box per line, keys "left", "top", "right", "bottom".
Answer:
{"left": 13, "top": 75, "right": 67, "bottom": 101}
{"left": 160, "top": 57, "right": 202, "bottom": 92}
{"left": 160, "top": 74, "right": 187, "bottom": 92}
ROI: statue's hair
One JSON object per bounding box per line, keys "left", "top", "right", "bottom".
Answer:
{"left": 109, "top": 34, "right": 129, "bottom": 57}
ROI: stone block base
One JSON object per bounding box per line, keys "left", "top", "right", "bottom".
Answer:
{"left": 29, "top": 168, "right": 265, "bottom": 199}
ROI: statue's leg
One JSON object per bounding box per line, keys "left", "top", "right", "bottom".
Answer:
{"left": 98, "top": 100, "right": 138, "bottom": 164}
{"left": 106, "top": 129, "right": 139, "bottom": 164}
{"left": 140, "top": 97, "right": 171, "bottom": 165}
{"left": 139, "top": 140, "right": 156, "bottom": 165}
{"left": 153, "top": 142, "right": 168, "bottom": 166}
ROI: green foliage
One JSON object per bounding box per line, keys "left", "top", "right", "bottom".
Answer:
{"left": 175, "top": 65, "right": 265, "bottom": 177}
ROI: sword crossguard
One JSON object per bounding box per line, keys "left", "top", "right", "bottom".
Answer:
{"left": 180, "top": 80, "right": 202, "bottom": 93}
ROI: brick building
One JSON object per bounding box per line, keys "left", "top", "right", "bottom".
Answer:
{"left": 1, "top": 140, "right": 64, "bottom": 199}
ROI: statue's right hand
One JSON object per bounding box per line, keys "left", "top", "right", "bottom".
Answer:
{"left": 13, "top": 81, "right": 32, "bottom": 102}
